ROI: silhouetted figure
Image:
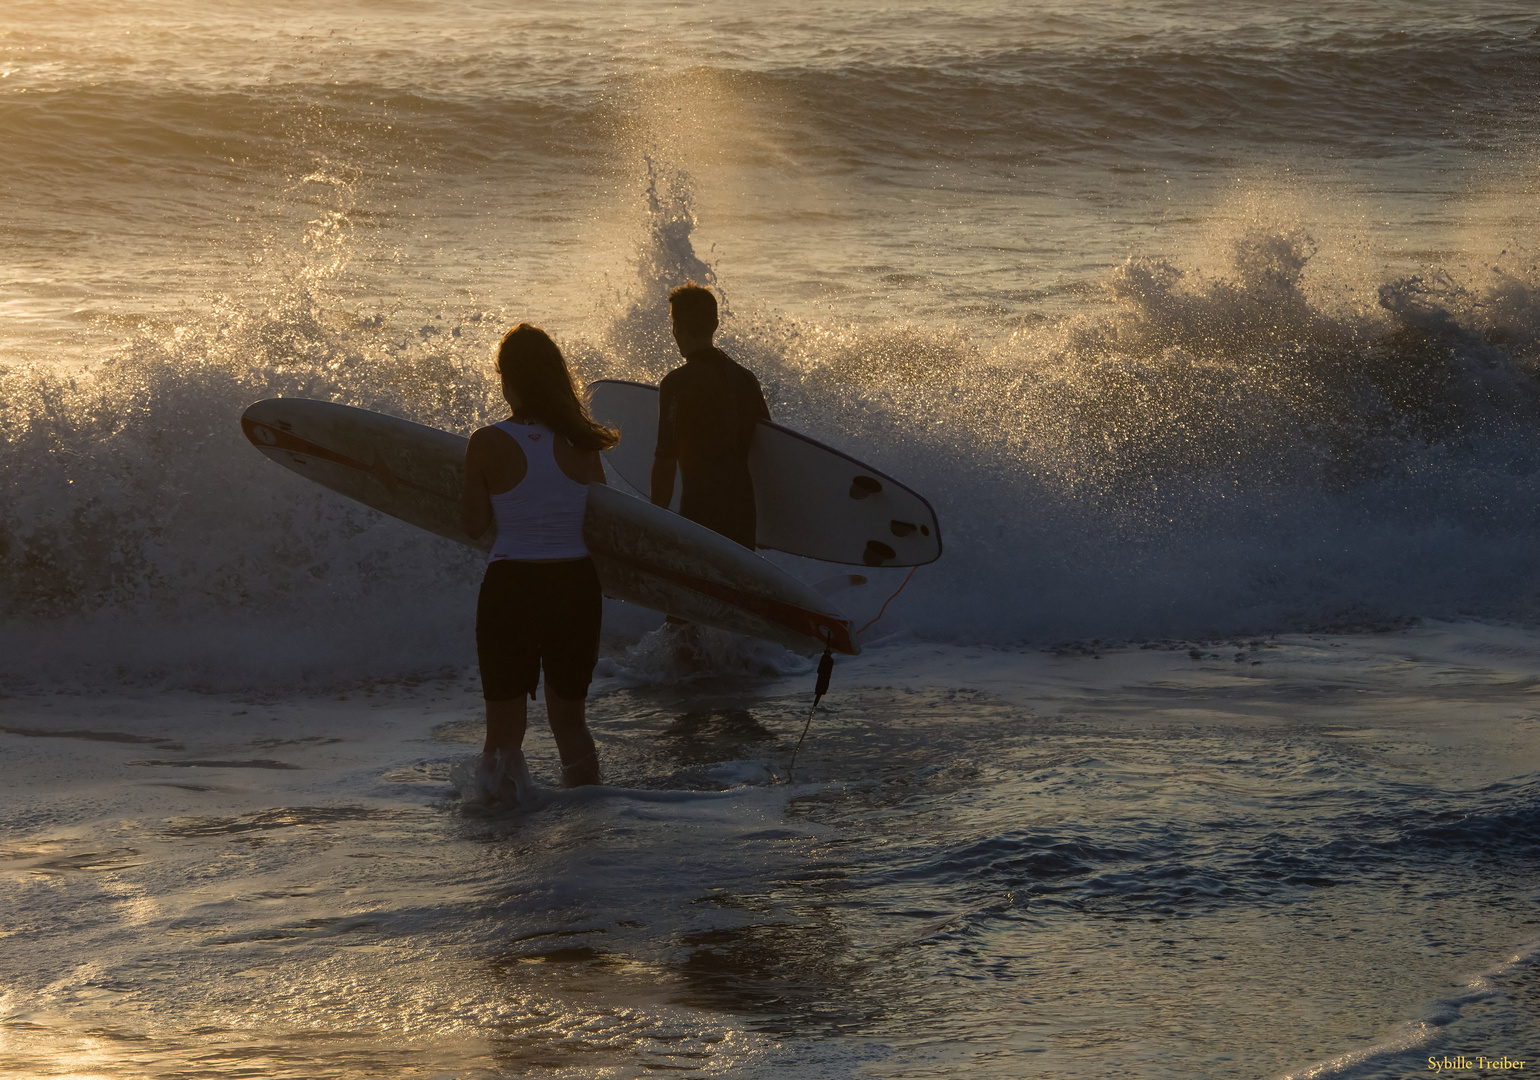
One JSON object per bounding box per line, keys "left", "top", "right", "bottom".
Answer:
{"left": 461, "top": 323, "right": 618, "bottom": 795}
{"left": 650, "top": 282, "right": 770, "bottom": 549}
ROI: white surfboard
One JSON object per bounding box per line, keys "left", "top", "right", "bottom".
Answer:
{"left": 586, "top": 380, "right": 942, "bottom": 567}
{"left": 240, "top": 398, "right": 858, "bottom": 655}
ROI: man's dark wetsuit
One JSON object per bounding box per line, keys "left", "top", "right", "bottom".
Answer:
{"left": 655, "top": 346, "right": 770, "bottom": 549}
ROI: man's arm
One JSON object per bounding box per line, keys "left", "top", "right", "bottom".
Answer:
{"left": 752, "top": 378, "right": 770, "bottom": 422}
{"left": 740, "top": 372, "right": 769, "bottom": 453}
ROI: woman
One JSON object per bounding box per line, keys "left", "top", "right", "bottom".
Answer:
{"left": 460, "top": 323, "right": 617, "bottom": 796}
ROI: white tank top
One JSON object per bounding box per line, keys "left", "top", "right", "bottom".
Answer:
{"left": 487, "top": 420, "right": 590, "bottom": 562}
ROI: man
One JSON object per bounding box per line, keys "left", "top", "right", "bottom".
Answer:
{"left": 650, "top": 282, "right": 770, "bottom": 549}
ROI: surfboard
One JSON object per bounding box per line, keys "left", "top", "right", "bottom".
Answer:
{"left": 586, "top": 379, "right": 942, "bottom": 567}
{"left": 239, "top": 398, "right": 858, "bottom": 656}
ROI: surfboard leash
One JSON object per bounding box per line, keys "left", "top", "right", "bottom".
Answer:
{"left": 787, "top": 642, "right": 835, "bottom": 783}
{"left": 857, "top": 565, "right": 918, "bottom": 636}
{"left": 787, "top": 567, "right": 920, "bottom": 782}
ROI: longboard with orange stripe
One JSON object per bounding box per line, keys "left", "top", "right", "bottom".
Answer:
{"left": 240, "top": 398, "right": 858, "bottom": 655}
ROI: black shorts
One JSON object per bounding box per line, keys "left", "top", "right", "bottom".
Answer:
{"left": 475, "top": 557, "right": 602, "bottom": 702}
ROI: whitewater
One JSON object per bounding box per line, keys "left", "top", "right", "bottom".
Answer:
{"left": 3, "top": 1, "right": 1539, "bottom": 1076}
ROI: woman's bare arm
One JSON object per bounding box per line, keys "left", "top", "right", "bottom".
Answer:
{"left": 461, "top": 429, "right": 495, "bottom": 540}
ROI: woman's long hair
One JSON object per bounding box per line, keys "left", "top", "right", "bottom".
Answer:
{"left": 495, "top": 324, "right": 618, "bottom": 452}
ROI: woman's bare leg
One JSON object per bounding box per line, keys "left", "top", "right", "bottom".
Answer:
{"left": 546, "top": 691, "right": 599, "bottom": 786}
{"left": 483, "top": 696, "right": 527, "bottom": 756}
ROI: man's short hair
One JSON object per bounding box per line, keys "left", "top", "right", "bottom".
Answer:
{"left": 668, "top": 282, "right": 718, "bottom": 337}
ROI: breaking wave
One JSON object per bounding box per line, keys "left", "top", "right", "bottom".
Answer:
{"left": 4, "top": 156, "right": 1540, "bottom": 686}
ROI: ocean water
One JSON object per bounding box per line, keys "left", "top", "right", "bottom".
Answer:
{"left": 3, "top": 1, "right": 1539, "bottom": 1076}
